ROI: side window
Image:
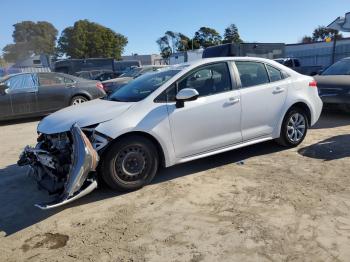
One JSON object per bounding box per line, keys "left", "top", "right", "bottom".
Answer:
{"left": 235, "top": 61, "right": 269, "bottom": 88}
{"left": 64, "top": 77, "right": 74, "bottom": 84}
{"left": 177, "top": 63, "right": 232, "bottom": 97}
{"left": 39, "top": 73, "right": 65, "bottom": 86}
{"left": 284, "top": 59, "right": 293, "bottom": 67}
{"left": 266, "top": 64, "right": 283, "bottom": 82}
{"left": 5, "top": 74, "right": 38, "bottom": 91}
{"left": 293, "top": 59, "right": 301, "bottom": 67}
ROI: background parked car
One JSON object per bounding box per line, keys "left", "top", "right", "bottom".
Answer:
{"left": 54, "top": 58, "right": 141, "bottom": 76}
{"left": 274, "top": 58, "right": 323, "bottom": 76}
{"left": 0, "top": 72, "right": 106, "bottom": 121}
{"left": 102, "top": 65, "right": 167, "bottom": 94}
{"left": 75, "top": 70, "right": 119, "bottom": 81}
{"left": 314, "top": 57, "right": 350, "bottom": 112}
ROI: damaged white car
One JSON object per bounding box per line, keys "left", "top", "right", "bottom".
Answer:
{"left": 18, "top": 57, "right": 323, "bottom": 209}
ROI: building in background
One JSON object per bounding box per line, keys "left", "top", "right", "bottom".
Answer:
{"left": 12, "top": 54, "right": 52, "bottom": 73}
{"left": 169, "top": 49, "right": 204, "bottom": 65}
{"left": 121, "top": 54, "right": 165, "bottom": 65}
{"left": 0, "top": 54, "right": 52, "bottom": 77}
{"left": 285, "top": 38, "right": 350, "bottom": 67}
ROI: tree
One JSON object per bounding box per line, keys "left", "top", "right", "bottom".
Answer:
{"left": 156, "top": 31, "right": 191, "bottom": 58}
{"left": 57, "top": 20, "right": 128, "bottom": 59}
{"left": 312, "top": 26, "right": 342, "bottom": 42}
{"left": 0, "top": 56, "right": 6, "bottom": 67}
{"left": 223, "top": 24, "right": 242, "bottom": 44}
{"left": 300, "top": 36, "right": 313, "bottom": 44}
{"left": 188, "top": 38, "right": 201, "bottom": 50}
{"left": 193, "top": 27, "right": 222, "bottom": 48}
{"left": 156, "top": 35, "right": 172, "bottom": 59}
{"left": 2, "top": 21, "right": 58, "bottom": 62}
{"left": 177, "top": 33, "right": 191, "bottom": 51}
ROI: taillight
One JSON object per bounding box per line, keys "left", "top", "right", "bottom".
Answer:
{"left": 309, "top": 80, "right": 317, "bottom": 87}
{"left": 96, "top": 82, "right": 105, "bottom": 91}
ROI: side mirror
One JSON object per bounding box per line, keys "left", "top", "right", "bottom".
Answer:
{"left": 317, "top": 69, "right": 324, "bottom": 75}
{"left": 175, "top": 88, "right": 199, "bottom": 108}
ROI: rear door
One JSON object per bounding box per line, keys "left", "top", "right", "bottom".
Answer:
{"left": 234, "top": 61, "right": 288, "bottom": 141}
{"left": 37, "top": 73, "right": 71, "bottom": 113}
{"left": 6, "top": 74, "right": 39, "bottom": 117}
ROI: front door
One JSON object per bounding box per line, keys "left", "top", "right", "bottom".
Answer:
{"left": 167, "top": 62, "right": 242, "bottom": 158}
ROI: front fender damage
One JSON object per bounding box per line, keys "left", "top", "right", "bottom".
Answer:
{"left": 18, "top": 124, "right": 99, "bottom": 210}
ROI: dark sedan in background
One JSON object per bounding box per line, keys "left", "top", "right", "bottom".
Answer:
{"left": 315, "top": 57, "right": 350, "bottom": 112}
{"left": 102, "top": 65, "right": 167, "bottom": 95}
{"left": 75, "top": 70, "right": 119, "bottom": 81}
{"left": 0, "top": 72, "right": 106, "bottom": 121}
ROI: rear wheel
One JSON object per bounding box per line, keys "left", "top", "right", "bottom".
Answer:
{"left": 275, "top": 108, "right": 308, "bottom": 147}
{"left": 100, "top": 135, "right": 159, "bottom": 191}
{"left": 70, "top": 96, "right": 88, "bottom": 106}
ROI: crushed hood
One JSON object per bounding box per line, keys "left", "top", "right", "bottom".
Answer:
{"left": 38, "top": 99, "right": 133, "bottom": 134}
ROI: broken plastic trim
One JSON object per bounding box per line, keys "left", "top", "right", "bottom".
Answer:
{"left": 35, "top": 123, "right": 99, "bottom": 210}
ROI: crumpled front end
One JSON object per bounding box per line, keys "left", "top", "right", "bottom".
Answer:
{"left": 18, "top": 124, "right": 100, "bottom": 210}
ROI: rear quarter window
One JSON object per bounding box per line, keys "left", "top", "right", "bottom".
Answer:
{"left": 266, "top": 64, "right": 283, "bottom": 82}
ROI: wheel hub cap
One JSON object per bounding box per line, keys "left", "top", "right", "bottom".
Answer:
{"left": 287, "top": 113, "right": 306, "bottom": 142}
{"left": 73, "top": 98, "right": 86, "bottom": 105}
{"left": 121, "top": 151, "right": 145, "bottom": 177}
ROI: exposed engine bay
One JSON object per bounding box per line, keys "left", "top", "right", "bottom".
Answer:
{"left": 18, "top": 124, "right": 108, "bottom": 210}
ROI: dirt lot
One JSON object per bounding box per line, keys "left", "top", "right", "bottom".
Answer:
{"left": 0, "top": 111, "right": 350, "bottom": 262}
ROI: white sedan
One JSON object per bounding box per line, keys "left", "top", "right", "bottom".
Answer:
{"left": 19, "top": 57, "right": 323, "bottom": 209}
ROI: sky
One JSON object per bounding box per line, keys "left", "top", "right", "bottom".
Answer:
{"left": 0, "top": 0, "right": 349, "bottom": 56}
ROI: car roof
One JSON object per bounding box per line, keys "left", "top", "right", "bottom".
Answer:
{"left": 184, "top": 56, "right": 281, "bottom": 68}
{"left": 170, "top": 56, "right": 299, "bottom": 77}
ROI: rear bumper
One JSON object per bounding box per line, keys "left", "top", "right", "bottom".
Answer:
{"left": 318, "top": 87, "right": 350, "bottom": 105}
{"left": 309, "top": 95, "right": 323, "bottom": 126}
{"left": 320, "top": 94, "right": 350, "bottom": 105}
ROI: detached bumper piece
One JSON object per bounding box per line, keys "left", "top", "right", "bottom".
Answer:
{"left": 19, "top": 124, "right": 99, "bottom": 210}
{"left": 35, "top": 179, "right": 98, "bottom": 210}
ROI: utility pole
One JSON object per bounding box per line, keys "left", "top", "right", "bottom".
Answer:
{"left": 331, "top": 33, "right": 337, "bottom": 64}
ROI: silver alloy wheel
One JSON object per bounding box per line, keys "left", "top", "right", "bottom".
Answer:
{"left": 287, "top": 113, "right": 306, "bottom": 142}
{"left": 72, "top": 97, "right": 87, "bottom": 105}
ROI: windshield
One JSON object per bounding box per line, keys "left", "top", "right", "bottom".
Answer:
{"left": 120, "top": 67, "right": 143, "bottom": 78}
{"left": 322, "top": 59, "right": 350, "bottom": 75}
{"left": 109, "top": 69, "right": 180, "bottom": 102}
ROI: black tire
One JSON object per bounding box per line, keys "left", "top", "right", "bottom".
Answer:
{"left": 275, "top": 108, "right": 308, "bottom": 147}
{"left": 70, "top": 95, "right": 88, "bottom": 106}
{"left": 99, "top": 135, "right": 159, "bottom": 192}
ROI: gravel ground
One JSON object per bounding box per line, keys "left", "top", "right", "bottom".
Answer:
{"left": 0, "top": 111, "right": 350, "bottom": 262}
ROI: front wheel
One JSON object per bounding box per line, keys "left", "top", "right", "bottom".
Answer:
{"left": 275, "top": 108, "right": 308, "bottom": 147}
{"left": 100, "top": 135, "right": 159, "bottom": 192}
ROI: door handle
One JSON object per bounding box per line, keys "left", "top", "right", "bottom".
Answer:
{"left": 228, "top": 97, "right": 240, "bottom": 103}
{"left": 273, "top": 87, "right": 285, "bottom": 94}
